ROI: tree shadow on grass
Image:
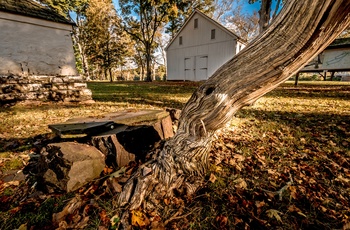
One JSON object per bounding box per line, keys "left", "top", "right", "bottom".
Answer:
{"left": 265, "top": 84, "right": 350, "bottom": 100}
{"left": 237, "top": 108, "right": 350, "bottom": 151}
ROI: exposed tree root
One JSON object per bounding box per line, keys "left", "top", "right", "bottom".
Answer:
{"left": 117, "top": 136, "right": 212, "bottom": 228}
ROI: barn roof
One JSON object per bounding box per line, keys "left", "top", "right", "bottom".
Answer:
{"left": 165, "top": 9, "right": 246, "bottom": 50}
{"left": 0, "top": 0, "right": 75, "bottom": 25}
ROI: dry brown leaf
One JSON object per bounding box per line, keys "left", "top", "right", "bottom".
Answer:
{"left": 233, "top": 154, "right": 245, "bottom": 161}
{"left": 320, "top": 206, "right": 327, "bottom": 212}
{"left": 17, "top": 223, "right": 27, "bottom": 230}
{"left": 99, "top": 209, "right": 110, "bottom": 225}
{"left": 234, "top": 178, "right": 247, "bottom": 190}
{"left": 255, "top": 201, "right": 266, "bottom": 208}
{"left": 108, "top": 178, "right": 123, "bottom": 193}
{"left": 288, "top": 205, "right": 302, "bottom": 213}
{"left": 216, "top": 215, "right": 228, "bottom": 227}
{"left": 209, "top": 173, "right": 217, "bottom": 183}
{"left": 343, "top": 221, "right": 350, "bottom": 230}
{"left": 164, "top": 198, "right": 170, "bottom": 205}
{"left": 266, "top": 209, "right": 282, "bottom": 222}
{"left": 289, "top": 186, "right": 298, "bottom": 199}
{"left": 52, "top": 196, "right": 84, "bottom": 224}
{"left": 131, "top": 210, "right": 150, "bottom": 227}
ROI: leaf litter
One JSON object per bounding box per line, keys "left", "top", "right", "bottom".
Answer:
{"left": 0, "top": 82, "right": 349, "bottom": 229}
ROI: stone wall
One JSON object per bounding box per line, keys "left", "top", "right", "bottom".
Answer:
{"left": 0, "top": 75, "right": 92, "bottom": 105}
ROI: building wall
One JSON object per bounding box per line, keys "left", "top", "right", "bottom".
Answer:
{"left": 302, "top": 48, "right": 350, "bottom": 71}
{"left": 0, "top": 12, "right": 77, "bottom": 76}
{"left": 167, "top": 13, "right": 238, "bottom": 81}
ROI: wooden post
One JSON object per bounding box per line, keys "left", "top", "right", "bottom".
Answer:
{"left": 330, "top": 71, "right": 335, "bottom": 81}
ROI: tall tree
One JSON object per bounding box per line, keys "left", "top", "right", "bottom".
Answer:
{"left": 225, "top": 1, "right": 259, "bottom": 41}
{"left": 119, "top": 0, "right": 177, "bottom": 82}
{"left": 248, "top": 0, "right": 284, "bottom": 32}
{"left": 84, "top": 0, "right": 132, "bottom": 81}
{"left": 213, "top": 0, "right": 235, "bottom": 21}
{"left": 37, "top": 0, "right": 89, "bottom": 19}
{"left": 116, "top": 0, "right": 350, "bottom": 227}
{"left": 166, "top": 0, "right": 215, "bottom": 38}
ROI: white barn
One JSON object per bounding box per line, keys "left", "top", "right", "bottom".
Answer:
{"left": 166, "top": 10, "right": 246, "bottom": 81}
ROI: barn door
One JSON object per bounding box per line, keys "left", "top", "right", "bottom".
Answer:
{"left": 184, "top": 57, "right": 194, "bottom": 81}
{"left": 196, "top": 55, "right": 208, "bottom": 81}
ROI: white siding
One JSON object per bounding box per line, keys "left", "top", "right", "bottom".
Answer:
{"left": 0, "top": 12, "right": 77, "bottom": 76}
{"left": 166, "top": 12, "right": 240, "bottom": 81}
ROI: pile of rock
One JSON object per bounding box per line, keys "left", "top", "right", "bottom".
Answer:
{"left": 24, "top": 109, "right": 181, "bottom": 193}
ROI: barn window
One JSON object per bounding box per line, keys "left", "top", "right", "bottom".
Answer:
{"left": 211, "top": 29, "right": 216, "bottom": 39}
{"left": 179, "top": 36, "right": 183, "bottom": 45}
{"left": 194, "top": 18, "right": 198, "bottom": 28}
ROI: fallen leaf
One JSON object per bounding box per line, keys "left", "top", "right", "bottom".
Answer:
{"left": 108, "top": 178, "right": 123, "bottom": 193}
{"left": 216, "top": 215, "right": 228, "bottom": 227}
{"left": 52, "top": 196, "right": 84, "bottom": 224}
{"left": 99, "top": 210, "right": 110, "bottom": 225}
{"left": 131, "top": 210, "right": 150, "bottom": 227}
{"left": 110, "top": 167, "right": 126, "bottom": 178}
{"left": 209, "top": 173, "right": 217, "bottom": 183}
{"left": 288, "top": 205, "right": 302, "bottom": 213}
{"left": 255, "top": 201, "right": 266, "bottom": 208}
{"left": 18, "top": 223, "right": 27, "bottom": 230}
{"left": 110, "top": 214, "right": 120, "bottom": 227}
{"left": 164, "top": 198, "right": 170, "bottom": 205}
{"left": 289, "top": 186, "right": 298, "bottom": 199}
{"left": 320, "top": 205, "right": 327, "bottom": 212}
{"left": 266, "top": 209, "right": 282, "bottom": 222}
{"left": 343, "top": 221, "right": 350, "bottom": 230}
{"left": 234, "top": 178, "right": 247, "bottom": 190}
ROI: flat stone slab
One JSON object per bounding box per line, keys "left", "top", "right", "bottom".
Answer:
{"left": 48, "top": 121, "right": 116, "bottom": 136}
{"left": 48, "top": 109, "right": 170, "bottom": 137}
{"left": 66, "top": 109, "right": 169, "bottom": 125}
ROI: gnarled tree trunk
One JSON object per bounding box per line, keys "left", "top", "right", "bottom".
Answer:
{"left": 118, "top": 0, "right": 350, "bottom": 226}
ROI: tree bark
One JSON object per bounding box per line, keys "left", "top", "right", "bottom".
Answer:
{"left": 118, "top": 0, "right": 350, "bottom": 225}
{"left": 258, "top": 0, "right": 272, "bottom": 33}
{"left": 145, "top": 45, "right": 153, "bottom": 82}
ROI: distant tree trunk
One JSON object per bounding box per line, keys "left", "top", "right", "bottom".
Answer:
{"left": 145, "top": 44, "right": 153, "bottom": 82}
{"left": 118, "top": 0, "right": 350, "bottom": 225}
{"left": 258, "top": 0, "right": 272, "bottom": 33}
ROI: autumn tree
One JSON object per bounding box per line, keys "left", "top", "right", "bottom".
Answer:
{"left": 83, "top": 0, "right": 132, "bottom": 81}
{"left": 119, "top": 0, "right": 178, "bottom": 82}
{"left": 37, "top": 0, "right": 88, "bottom": 18}
{"left": 166, "top": 0, "right": 215, "bottom": 38}
{"left": 115, "top": 0, "right": 350, "bottom": 227}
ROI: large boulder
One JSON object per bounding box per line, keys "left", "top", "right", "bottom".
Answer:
{"left": 24, "top": 142, "right": 105, "bottom": 192}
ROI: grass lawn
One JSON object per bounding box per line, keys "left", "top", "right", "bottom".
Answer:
{"left": 0, "top": 80, "right": 350, "bottom": 229}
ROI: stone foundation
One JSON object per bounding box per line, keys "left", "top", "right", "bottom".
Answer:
{"left": 0, "top": 75, "right": 92, "bottom": 105}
